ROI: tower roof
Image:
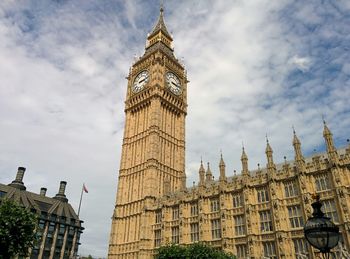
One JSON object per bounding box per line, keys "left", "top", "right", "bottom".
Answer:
{"left": 323, "top": 119, "right": 332, "bottom": 136}
{"left": 219, "top": 153, "right": 225, "bottom": 166}
{"left": 241, "top": 147, "right": 248, "bottom": 160}
{"left": 292, "top": 127, "right": 301, "bottom": 145}
{"left": 199, "top": 158, "right": 205, "bottom": 173}
{"left": 148, "top": 7, "right": 172, "bottom": 40}
{"left": 265, "top": 137, "right": 273, "bottom": 153}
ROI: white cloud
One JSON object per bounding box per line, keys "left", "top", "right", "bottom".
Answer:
{"left": 290, "top": 55, "right": 312, "bottom": 72}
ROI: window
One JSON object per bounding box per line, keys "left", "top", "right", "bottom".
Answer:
{"left": 155, "top": 210, "right": 162, "bottom": 223}
{"left": 257, "top": 188, "right": 269, "bottom": 203}
{"left": 59, "top": 224, "right": 66, "bottom": 234}
{"left": 293, "top": 238, "right": 308, "bottom": 257}
{"left": 263, "top": 241, "right": 277, "bottom": 259}
{"left": 48, "top": 222, "right": 55, "bottom": 233}
{"left": 38, "top": 219, "right": 46, "bottom": 230}
{"left": 191, "top": 203, "right": 198, "bottom": 216}
{"left": 233, "top": 194, "right": 243, "bottom": 208}
{"left": 234, "top": 215, "right": 245, "bottom": 236}
{"left": 211, "top": 219, "right": 221, "bottom": 239}
{"left": 172, "top": 206, "right": 179, "bottom": 220}
{"left": 259, "top": 210, "right": 273, "bottom": 232}
{"left": 288, "top": 205, "right": 304, "bottom": 228}
{"left": 315, "top": 174, "right": 331, "bottom": 192}
{"left": 211, "top": 198, "right": 220, "bottom": 212}
{"left": 0, "top": 191, "right": 7, "bottom": 198}
{"left": 322, "top": 199, "right": 339, "bottom": 223}
{"left": 236, "top": 244, "right": 247, "bottom": 259}
{"left": 154, "top": 229, "right": 161, "bottom": 247}
{"left": 284, "top": 181, "right": 298, "bottom": 198}
{"left": 171, "top": 226, "right": 179, "bottom": 244}
{"left": 190, "top": 223, "right": 199, "bottom": 242}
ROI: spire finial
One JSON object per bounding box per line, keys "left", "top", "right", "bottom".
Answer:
{"left": 322, "top": 114, "right": 326, "bottom": 125}
{"left": 200, "top": 156, "right": 203, "bottom": 164}
{"left": 292, "top": 125, "right": 296, "bottom": 135}
{"left": 266, "top": 133, "right": 269, "bottom": 143}
{"left": 160, "top": 0, "right": 164, "bottom": 13}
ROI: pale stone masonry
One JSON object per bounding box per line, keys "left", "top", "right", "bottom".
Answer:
{"left": 108, "top": 7, "right": 350, "bottom": 259}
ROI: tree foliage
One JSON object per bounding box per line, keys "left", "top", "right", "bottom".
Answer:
{"left": 0, "top": 199, "right": 37, "bottom": 259}
{"left": 155, "top": 243, "right": 236, "bottom": 259}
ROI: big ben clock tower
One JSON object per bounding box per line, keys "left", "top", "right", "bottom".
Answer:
{"left": 108, "top": 7, "right": 187, "bottom": 258}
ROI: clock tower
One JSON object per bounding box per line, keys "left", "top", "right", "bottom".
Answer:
{"left": 108, "top": 7, "right": 187, "bottom": 258}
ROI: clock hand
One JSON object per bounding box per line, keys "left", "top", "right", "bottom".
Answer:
{"left": 139, "top": 78, "right": 146, "bottom": 84}
{"left": 171, "top": 82, "right": 178, "bottom": 87}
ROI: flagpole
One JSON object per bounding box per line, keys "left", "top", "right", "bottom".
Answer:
{"left": 77, "top": 184, "right": 84, "bottom": 217}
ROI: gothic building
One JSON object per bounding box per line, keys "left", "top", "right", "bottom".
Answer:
{"left": 0, "top": 167, "right": 84, "bottom": 259}
{"left": 108, "top": 8, "right": 350, "bottom": 259}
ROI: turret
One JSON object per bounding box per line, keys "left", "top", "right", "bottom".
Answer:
{"left": 292, "top": 128, "right": 305, "bottom": 172}
{"left": 241, "top": 147, "right": 249, "bottom": 176}
{"left": 206, "top": 162, "right": 213, "bottom": 182}
{"left": 219, "top": 153, "right": 226, "bottom": 182}
{"left": 198, "top": 159, "right": 205, "bottom": 186}
{"left": 265, "top": 137, "right": 276, "bottom": 170}
{"left": 323, "top": 120, "right": 339, "bottom": 164}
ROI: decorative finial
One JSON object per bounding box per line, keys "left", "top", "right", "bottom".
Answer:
{"left": 193, "top": 181, "right": 195, "bottom": 187}
{"left": 322, "top": 114, "right": 326, "bottom": 125}
{"left": 160, "top": 0, "right": 164, "bottom": 13}
{"left": 200, "top": 156, "right": 203, "bottom": 164}
{"left": 266, "top": 133, "right": 269, "bottom": 143}
{"left": 234, "top": 170, "right": 236, "bottom": 176}
{"left": 257, "top": 163, "right": 260, "bottom": 170}
{"left": 292, "top": 125, "right": 296, "bottom": 135}
{"left": 284, "top": 156, "right": 287, "bottom": 164}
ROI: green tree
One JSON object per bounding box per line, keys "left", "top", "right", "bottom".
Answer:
{"left": 155, "top": 243, "right": 236, "bottom": 259}
{"left": 0, "top": 199, "right": 37, "bottom": 259}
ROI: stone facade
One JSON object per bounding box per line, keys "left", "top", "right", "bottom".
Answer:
{"left": 0, "top": 167, "right": 84, "bottom": 259}
{"left": 108, "top": 8, "right": 350, "bottom": 259}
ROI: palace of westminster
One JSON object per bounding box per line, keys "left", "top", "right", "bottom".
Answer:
{"left": 108, "top": 7, "right": 350, "bottom": 259}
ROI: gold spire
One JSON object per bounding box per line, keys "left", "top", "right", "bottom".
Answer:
{"left": 265, "top": 136, "right": 275, "bottom": 169}
{"left": 323, "top": 118, "right": 332, "bottom": 137}
{"left": 219, "top": 152, "right": 226, "bottom": 182}
{"left": 199, "top": 158, "right": 205, "bottom": 185}
{"left": 322, "top": 119, "right": 338, "bottom": 163}
{"left": 265, "top": 135, "right": 273, "bottom": 154}
{"left": 219, "top": 152, "right": 225, "bottom": 167}
{"left": 292, "top": 126, "right": 301, "bottom": 145}
{"left": 241, "top": 146, "right": 248, "bottom": 161}
{"left": 241, "top": 146, "right": 249, "bottom": 176}
{"left": 206, "top": 162, "right": 213, "bottom": 182}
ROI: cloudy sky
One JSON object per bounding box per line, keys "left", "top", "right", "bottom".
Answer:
{"left": 1, "top": 0, "right": 350, "bottom": 257}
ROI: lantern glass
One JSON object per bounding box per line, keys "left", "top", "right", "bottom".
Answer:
{"left": 304, "top": 217, "right": 340, "bottom": 252}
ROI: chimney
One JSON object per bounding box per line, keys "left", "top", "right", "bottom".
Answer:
{"left": 54, "top": 181, "right": 68, "bottom": 202}
{"left": 40, "top": 187, "right": 47, "bottom": 196}
{"left": 9, "top": 167, "right": 26, "bottom": 190}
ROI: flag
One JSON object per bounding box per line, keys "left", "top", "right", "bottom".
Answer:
{"left": 83, "top": 183, "right": 88, "bottom": 193}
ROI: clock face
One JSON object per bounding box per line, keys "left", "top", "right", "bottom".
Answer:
{"left": 166, "top": 72, "right": 182, "bottom": 95}
{"left": 132, "top": 70, "right": 149, "bottom": 93}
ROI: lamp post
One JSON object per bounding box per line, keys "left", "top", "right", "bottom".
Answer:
{"left": 304, "top": 195, "right": 340, "bottom": 259}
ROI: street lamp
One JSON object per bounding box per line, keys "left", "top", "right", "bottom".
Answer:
{"left": 304, "top": 195, "right": 340, "bottom": 259}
